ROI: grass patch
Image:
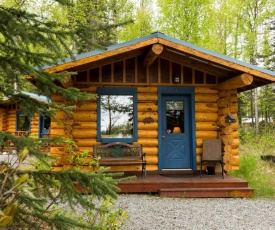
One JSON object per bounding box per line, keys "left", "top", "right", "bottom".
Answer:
{"left": 229, "top": 145, "right": 275, "bottom": 198}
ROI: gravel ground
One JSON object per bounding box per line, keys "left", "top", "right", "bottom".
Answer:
{"left": 115, "top": 194, "right": 275, "bottom": 230}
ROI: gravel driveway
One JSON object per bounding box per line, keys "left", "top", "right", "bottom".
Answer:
{"left": 116, "top": 194, "right": 275, "bottom": 230}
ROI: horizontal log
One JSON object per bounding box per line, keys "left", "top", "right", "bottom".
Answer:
{"left": 232, "top": 131, "right": 238, "bottom": 139}
{"left": 135, "top": 139, "right": 158, "bottom": 147}
{"left": 224, "top": 145, "right": 232, "bottom": 153}
{"left": 195, "top": 113, "right": 218, "bottom": 122}
{"left": 138, "top": 130, "right": 158, "bottom": 138}
{"left": 51, "top": 122, "right": 64, "bottom": 129}
{"left": 196, "top": 148, "right": 202, "bottom": 155}
{"left": 217, "top": 98, "right": 230, "bottom": 108}
{"left": 79, "top": 86, "right": 97, "bottom": 92}
{"left": 218, "top": 107, "right": 230, "bottom": 116}
{"left": 6, "top": 110, "right": 17, "bottom": 115}
{"left": 229, "top": 156, "right": 240, "bottom": 166}
{"left": 145, "top": 155, "right": 158, "bottom": 164}
{"left": 196, "top": 122, "right": 218, "bottom": 131}
{"left": 50, "top": 146, "right": 65, "bottom": 155}
{"left": 218, "top": 90, "right": 232, "bottom": 98}
{"left": 73, "top": 111, "right": 97, "bottom": 122}
{"left": 54, "top": 111, "right": 66, "bottom": 120}
{"left": 138, "top": 122, "right": 158, "bottom": 130}
{"left": 74, "top": 139, "right": 98, "bottom": 147}
{"left": 218, "top": 73, "right": 253, "bottom": 90}
{"left": 221, "top": 126, "right": 233, "bottom": 135}
{"left": 195, "top": 87, "right": 219, "bottom": 94}
{"left": 231, "top": 149, "right": 238, "bottom": 155}
{"left": 231, "top": 139, "right": 239, "bottom": 149}
{"left": 231, "top": 103, "right": 238, "bottom": 113}
{"left": 72, "top": 129, "right": 96, "bottom": 139}
{"left": 76, "top": 103, "right": 97, "bottom": 111}
{"left": 73, "top": 122, "right": 97, "bottom": 130}
{"left": 137, "top": 87, "right": 158, "bottom": 93}
{"left": 137, "top": 103, "right": 158, "bottom": 112}
{"left": 137, "top": 93, "right": 158, "bottom": 101}
{"left": 50, "top": 129, "right": 65, "bottom": 137}
{"left": 221, "top": 135, "right": 233, "bottom": 145}
{"left": 7, "top": 121, "right": 16, "bottom": 126}
{"left": 230, "top": 94, "right": 238, "bottom": 102}
{"left": 138, "top": 112, "right": 158, "bottom": 122}
{"left": 224, "top": 153, "right": 233, "bottom": 164}
{"left": 195, "top": 103, "right": 218, "bottom": 113}
{"left": 196, "top": 131, "right": 217, "bottom": 139}
{"left": 73, "top": 147, "right": 92, "bottom": 154}
{"left": 51, "top": 94, "right": 64, "bottom": 102}
{"left": 216, "top": 116, "right": 226, "bottom": 127}
{"left": 196, "top": 138, "right": 203, "bottom": 147}
{"left": 142, "top": 147, "right": 158, "bottom": 156}
{"left": 195, "top": 94, "right": 219, "bottom": 103}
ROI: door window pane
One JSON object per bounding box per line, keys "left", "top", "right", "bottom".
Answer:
{"left": 166, "top": 100, "right": 184, "bottom": 134}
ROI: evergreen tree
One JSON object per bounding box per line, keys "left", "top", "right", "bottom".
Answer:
{"left": 0, "top": 1, "right": 127, "bottom": 229}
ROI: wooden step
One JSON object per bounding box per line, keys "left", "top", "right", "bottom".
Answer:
{"left": 158, "top": 187, "right": 254, "bottom": 198}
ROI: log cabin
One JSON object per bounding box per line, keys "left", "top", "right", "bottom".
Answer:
{"left": 0, "top": 91, "right": 51, "bottom": 139}
{"left": 1, "top": 32, "right": 275, "bottom": 175}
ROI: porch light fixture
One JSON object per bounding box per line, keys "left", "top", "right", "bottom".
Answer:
{"left": 225, "top": 114, "right": 236, "bottom": 124}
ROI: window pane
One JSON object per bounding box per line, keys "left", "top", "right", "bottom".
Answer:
{"left": 17, "top": 115, "right": 30, "bottom": 131}
{"left": 166, "top": 100, "right": 184, "bottom": 133}
{"left": 100, "top": 95, "right": 134, "bottom": 138}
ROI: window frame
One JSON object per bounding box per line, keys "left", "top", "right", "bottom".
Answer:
{"left": 16, "top": 111, "right": 31, "bottom": 132}
{"left": 97, "top": 87, "right": 137, "bottom": 143}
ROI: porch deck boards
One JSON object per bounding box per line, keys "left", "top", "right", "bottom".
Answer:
{"left": 118, "top": 171, "right": 254, "bottom": 198}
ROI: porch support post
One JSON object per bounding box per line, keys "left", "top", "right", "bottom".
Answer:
{"left": 143, "top": 44, "right": 163, "bottom": 67}
{"left": 217, "top": 73, "right": 253, "bottom": 90}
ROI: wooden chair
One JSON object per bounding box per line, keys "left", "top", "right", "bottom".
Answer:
{"left": 200, "top": 139, "right": 224, "bottom": 178}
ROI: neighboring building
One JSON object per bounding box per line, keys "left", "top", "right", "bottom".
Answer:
{"left": 0, "top": 91, "right": 51, "bottom": 138}
{"left": 2, "top": 32, "right": 275, "bottom": 173}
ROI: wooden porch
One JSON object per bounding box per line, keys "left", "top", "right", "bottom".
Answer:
{"left": 117, "top": 171, "right": 254, "bottom": 198}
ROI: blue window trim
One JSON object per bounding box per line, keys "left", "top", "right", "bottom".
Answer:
{"left": 16, "top": 111, "right": 31, "bottom": 132}
{"left": 97, "top": 87, "right": 137, "bottom": 143}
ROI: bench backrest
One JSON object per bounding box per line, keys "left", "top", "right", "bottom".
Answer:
{"left": 93, "top": 142, "right": 143, "bottom": 161}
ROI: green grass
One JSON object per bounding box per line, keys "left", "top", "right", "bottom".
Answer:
{"left": 229, "top": 145, "right": 275, "bottom": 198}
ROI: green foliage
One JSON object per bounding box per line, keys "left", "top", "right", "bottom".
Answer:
{"left": 117, "top": 0, "right": 154, "bottom": 41}
{"left": 0, "top": 134, "right": 128, "bottom": 229}
{"left": 230, "top": 126, "right": 275, "bottom": 198}
{"left": 0, "top": 0, "right": 129, "bottom": 228}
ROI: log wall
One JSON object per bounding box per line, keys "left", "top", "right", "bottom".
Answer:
{"left": 49, "top": 86, "right": 240, "bottom": 172}
{"left": 0, "top": 108, "right": 7, "bottom": 131}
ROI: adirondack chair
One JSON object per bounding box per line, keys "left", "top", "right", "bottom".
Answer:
{"left": 200, "top": 139, "right": 224, "bottom": 178}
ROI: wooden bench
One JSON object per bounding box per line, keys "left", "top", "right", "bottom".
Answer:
{"left": 93, "top": 142, "right": 146, "bottom": 178}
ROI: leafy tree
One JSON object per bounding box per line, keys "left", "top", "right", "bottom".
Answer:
{"left": 0, "top": 0, "right": 128, "bottom": 228}
{"left": 157, "top": 0, "right": 211, "bottom": 45}
{"left": 117, "top": 0, "right": 154, "bottom": 41}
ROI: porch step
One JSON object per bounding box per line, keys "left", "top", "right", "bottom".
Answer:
{"left": 158, "top": 187, "right": 254, "bottom": 198}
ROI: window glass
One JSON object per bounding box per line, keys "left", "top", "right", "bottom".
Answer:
{"left": 166, "top": 100, "right": 184, "bottom": 134}
{"left": 17, "top": 113, "right": 30, "bottom": 131}
{"left": 97, "top": 88, "right": 137, "bottom": 143}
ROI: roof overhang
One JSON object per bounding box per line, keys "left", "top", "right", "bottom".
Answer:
{"left": 43, "top": 32, "right": 275, "bottom": 92}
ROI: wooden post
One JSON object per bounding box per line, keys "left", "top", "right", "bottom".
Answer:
{"left": 217, "top": 73, "right": 253, "bottom": 90}
{"left": 143, "top": 44, "right": 163, "bottom": 67}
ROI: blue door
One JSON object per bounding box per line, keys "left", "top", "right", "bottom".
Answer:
{"left": 160, "top": 95, "right": 192, "bottom": 169}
